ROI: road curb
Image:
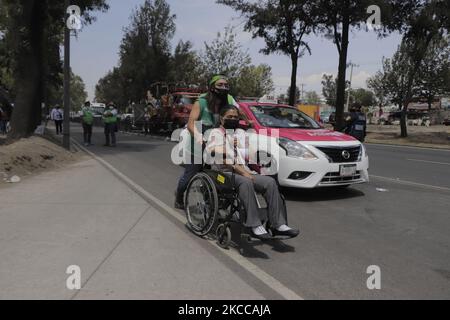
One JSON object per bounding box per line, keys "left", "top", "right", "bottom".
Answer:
{"left": 366, "top": 141, "right": 450, "bottom": 151}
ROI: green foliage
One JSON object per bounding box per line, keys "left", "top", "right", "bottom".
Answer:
{"left": 0, "top": 0, "right": 108, "bottom": 138}
{"left": 351, "top": 88, "right": 375, "bottom": 107}
{"left": 375, "top": 41, "right": 419, "bottom": 110}
{"left": 367, "top": 71, "right": 388, "bottom": 107}
{"left": 168, "top": 40, "right": 204, "bottom": 86}
{"left": 234, "top": 64, "right": 274, "bottom": 98}
{"left": 217, "top": 0, "right": 317, "bottom": 106}
{"left": 314, "top": 0, "right": 390, "bottom": 129}
{"left": 201, "top": 26, "right": 251, "bottom": 81}
{"left": 417, "top": 35, "right": 450, "bottom": 106}
{"left": 321, "top": 74, "right": 349, "bottom": 107}
{"left": 321, "top": 74, "right": 336, "bottom": 107}
{"left": 95, "top": 67, "right": 128, "bottom": 108}
{"left": 98, "top": 0, "right": 176, "bottom": 104}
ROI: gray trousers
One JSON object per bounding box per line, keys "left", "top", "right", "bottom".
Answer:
{"left": 225, "top": 174, "right": 287, "bottom": 228}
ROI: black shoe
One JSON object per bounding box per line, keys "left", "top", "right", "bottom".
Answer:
{"left": 250, "top": 227, "right": 272, "bottom": 241}
{"left": 251, "top": 232, "right": 272, "bottom": 241}
{"left": 271, "top": 228, "right": 300, "bottom": 238}
{"left": 103, "top": 144, "right": 110, "bottom": 147}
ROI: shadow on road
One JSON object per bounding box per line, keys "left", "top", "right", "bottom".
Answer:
{"left": 115, "top": 141, "right": 165, "bottom": 153}
{"left": 280, "top": 186, "right": 365, "bottom": 202}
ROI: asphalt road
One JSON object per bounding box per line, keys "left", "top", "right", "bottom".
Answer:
{"left": 70, "top": 124, "right": 450, "bottom": 299}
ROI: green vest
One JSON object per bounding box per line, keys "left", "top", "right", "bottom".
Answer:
{"left": 103, "top": 109, "right": 118, "bottom": 124}
{"left": 82, "top": 107, "right": 94, "bottom": 125}
{"left": 198, "top": 94, "right": 236, "bottom": 127}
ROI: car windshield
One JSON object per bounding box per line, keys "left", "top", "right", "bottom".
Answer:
{"left": 249, "top": 105, "right": 321, "bottom": 129}
{"left": 91, "top": 107, "right": 105, "bottom": 115}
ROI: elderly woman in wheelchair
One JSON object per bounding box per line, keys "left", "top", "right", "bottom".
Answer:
{"left": 184, "top": 105, "right": 299, "bottom": 248}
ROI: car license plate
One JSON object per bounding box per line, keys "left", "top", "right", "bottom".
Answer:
{"left": 340, "top": 164, "right": 357, "bottom": 177}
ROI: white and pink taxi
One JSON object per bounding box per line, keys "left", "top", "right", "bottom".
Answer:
{"left": 238, "top": 103, "right": 369, "bottom": 189}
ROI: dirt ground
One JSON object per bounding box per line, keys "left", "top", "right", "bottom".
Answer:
{"left": 365, "top": 124, "right": 450, "bottom": 149}
{"left": 0, "top": 135, "right": 86, "bottom": 186}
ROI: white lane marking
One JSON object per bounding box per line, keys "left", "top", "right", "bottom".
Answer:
{"left": 406, "top": 159, "right": 450, "bottom": 166}
{"left": 72, "top": 138, "right": 303, "bottom": 301}
{"left": 370, "top": 175, "right": 450, "bottom": 192}
{"left": 366, "top": 143, "right": 450, "bottom": 152}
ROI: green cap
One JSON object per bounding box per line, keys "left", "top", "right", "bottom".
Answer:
{"left": 209, "top": 75, "right": 228, "bottom": 86}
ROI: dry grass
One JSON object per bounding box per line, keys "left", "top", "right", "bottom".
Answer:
{"left": 366, "top": 125, "right": 450, "bottom": 149}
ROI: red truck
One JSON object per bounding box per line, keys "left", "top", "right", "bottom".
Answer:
{"left": 170, "top": 91, "right": 201, "bottom": 129}
{"left": 130, "top": 86, "right": 203, "bottom": 133}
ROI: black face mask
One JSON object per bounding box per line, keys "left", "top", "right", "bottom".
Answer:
{"left": 223, "top": 118, "right": 239, "bottom": 130}
{"left": 213, "top": 88, "right": 229, "bottom": 99}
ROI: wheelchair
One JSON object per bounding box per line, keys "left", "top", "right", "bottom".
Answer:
{"left": 184, "top": 166, "right": 294, "bottom": 250}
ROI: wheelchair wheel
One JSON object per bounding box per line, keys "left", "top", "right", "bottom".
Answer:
{"left": 216, "top": 224, "right": 232, "bottom": 249}
{"left": 185, "top": 172, "right": 219, "bottom": 237}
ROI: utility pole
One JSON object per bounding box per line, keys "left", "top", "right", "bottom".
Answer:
{"left": 300, "top": 83, "right": 306, "bottom": 103}
{"left": 63, "top": 0, "right": 71, "bottom": 150}
{"left": 345, "top": 62, "right": 359, "bottom": 112}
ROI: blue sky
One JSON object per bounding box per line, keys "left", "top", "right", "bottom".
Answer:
{"left": 71, "top": 0, "right": 403, "bottom": 101}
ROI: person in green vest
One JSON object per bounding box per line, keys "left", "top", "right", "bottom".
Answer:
{"left": 174, "top": 75, "right": 239, "bottom": 209}
{"left": 81, "top": 101, "right": 94, "bottom": 146}
{"left": 103, "top": 102, "right": 118, "bottom": 147}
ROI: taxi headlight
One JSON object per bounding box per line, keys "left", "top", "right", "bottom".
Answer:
{"left": 358, "top": 144, "right": 368, "bottom": 161}
{"left": 278, "top": 138, "right": 318, "bottom": 160}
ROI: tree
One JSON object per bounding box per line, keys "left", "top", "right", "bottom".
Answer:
{"left": 66, "top": 73, "right": 87, "bottom": 112}
{"left": 0, "top": 3, "right": 13, "bottom": 96}
{"left": 351, "top": 88, "right": 375, "bottom": 107}
{"left": 119, "top": 0, "right": 176, "bottom": 102}
{"left": 315, "top": 0, "right": 389, "bottom": 130}
{"left": 417, "top": 35, "right": 450, "bottom": 110}
{"left": 168, "top": 40, "right": 204, "bottom": 86}
{"left": 201, "top": 26, "right": 251, "bottom": 85}
{"left": 367, "top": 71, "right": 388, "bottom": 108}
{"left": 381, "top": 0, "right": 450, "bottom": 137}
{"left": 305, "top": 91, "right": 321, "bottom": 105}
{"left": 322, "top": 74, "right": 349, "bottom": 107}
{"left": 377, "top": 43, "right": 419, "bottom": 114}
{"left": 322, "top": 74, "right": 337, "bottom": 107}
{"left": 95, "top": 67, "right": 128, "bottom": 108}
{"left": 217, "top": 0, "right": 317, "bottom": 106}
{"left": 286, "top": 86, "right": 301, "bottom": 104}
{"left": 234, "top": 64, "right": 274, "bottom": 98}
{"left": 2, "top": 0, "right": 109, "bottom": 139}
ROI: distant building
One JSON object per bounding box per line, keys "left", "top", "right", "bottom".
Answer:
{"left": 407, "top": 96, "right": 447, "bottom": 111}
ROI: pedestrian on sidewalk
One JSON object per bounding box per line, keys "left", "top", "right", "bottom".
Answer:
{"left": 103, "top": 102, "right": 118, "bottom": 147}
{"left": 81, "top": 101, "right": 94, "bottom": 146}
{"left": 51, "top": 105, "right": 63, "bottom": 135}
